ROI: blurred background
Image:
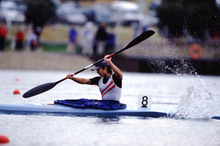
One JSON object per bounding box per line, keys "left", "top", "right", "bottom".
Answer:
{"left": 0, "top": 0, "right": 219, "bottom": 75}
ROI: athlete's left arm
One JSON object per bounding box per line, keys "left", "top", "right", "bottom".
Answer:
{"left": 104, "top": 55, "right": 123, "bottom": 79}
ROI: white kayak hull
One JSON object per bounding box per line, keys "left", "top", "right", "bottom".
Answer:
{"left": 0, "top": 103, "right": 219, "bottom": 119}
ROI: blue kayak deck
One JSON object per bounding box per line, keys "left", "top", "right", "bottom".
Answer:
{"left": 0, "top": 103, "right": 219, "bottom": 119}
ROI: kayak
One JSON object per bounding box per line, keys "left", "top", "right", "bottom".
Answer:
{"left": 0, "top": 103, "right": 173, "bottom": 118}
{"left": 0, "top": 103, "right": 219, "bottom": 119}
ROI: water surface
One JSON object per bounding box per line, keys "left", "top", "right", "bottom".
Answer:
{"left": 0, "top": 70, "right": 219, "bottom": 146}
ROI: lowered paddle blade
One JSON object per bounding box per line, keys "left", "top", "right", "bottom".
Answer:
{"left": 23, "top": 82, "right": 57, "bottom": 98}
{"left": 23, "top": 77, "right": 67, "bottom": 98}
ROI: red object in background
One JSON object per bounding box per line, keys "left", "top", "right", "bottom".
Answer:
{"left": 16, "top": 31, "right": 24, "bottom": 42}
{"left": 13, "top": 89, "right": 20, "bottom": 95}
{"left": 189, "top": 43, "right": 203, "bottom": 60}
{"left": 0, "top": 135, "right": 10, "bottom": 143}
{"left": 0, "top": 26, "right": 7, "bottom": 37}
{"left": 15, "top": 78, "right": 20, "bottom": 82}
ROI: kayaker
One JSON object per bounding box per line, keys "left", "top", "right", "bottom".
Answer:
{"left": 66, "top": 54, "right": 122, "bottom": 101}
{"left": 56, "top": 54, "right": 126, "bottom": 110}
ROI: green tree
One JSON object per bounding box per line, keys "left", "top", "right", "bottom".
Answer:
{"left": 157, "top": 0, "right": 219, "bottom": 41}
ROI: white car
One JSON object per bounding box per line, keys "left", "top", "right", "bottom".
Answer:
{"left": 56, "top": 1, "right": 87, "bottom": 25}
{"left": 0, "top": 1, "right": 25, "bottom": 25}
{"left": 110, "top": 1, "right": 144, "bottom": 26}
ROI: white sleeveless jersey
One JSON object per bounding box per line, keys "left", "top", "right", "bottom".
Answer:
{"left": 98, "top": 75, "right": 121, "bottom": 101}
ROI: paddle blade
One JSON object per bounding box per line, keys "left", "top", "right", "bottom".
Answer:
{"left": 23, "top": 82, "right": 57, "bottom": 98}
{"left": 114, "top": 30, "right": 155, "bottom": 56}
{"left": 124, "top": 30, "right": 155, "bottom": 50}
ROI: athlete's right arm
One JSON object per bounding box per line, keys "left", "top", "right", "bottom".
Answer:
{"left": 66, "top": 74, "right": 91, "bottom": 84}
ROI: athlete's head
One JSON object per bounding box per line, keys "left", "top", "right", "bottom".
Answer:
{"left": 91, "top": 61, "right": 112, "bottom": 75}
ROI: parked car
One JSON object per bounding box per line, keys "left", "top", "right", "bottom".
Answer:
{"left": 83, "top": 4, "right": 116, "bottom": 25}
{"left": 110, "top": 1, "right": 144, "bottom": 26}
{"left": 56, "top": 1, "right": 87, "bottom": 25}
{"left": 143, "top": 14, "right": 159, "bottom": 26}
{"left": 0, "top": 0, "right": 26, "bottom": 25}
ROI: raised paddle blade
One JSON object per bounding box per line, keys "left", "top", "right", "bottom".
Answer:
{"left": 124, "top": 30, "right": 155, "bottom": 50}
{"left": 112, "top": 30, "right": 155, "bottom": 56}
{"left": 23, "top": 82, "right": 57, "bottom": 98}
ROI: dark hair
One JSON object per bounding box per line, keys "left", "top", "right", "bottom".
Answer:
{"left": 101, "top": 66, "right": 112, "bottom": 74}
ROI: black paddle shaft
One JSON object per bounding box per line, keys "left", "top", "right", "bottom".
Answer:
{"left": 23, "top": 30, "right": 155, "bottom": 98}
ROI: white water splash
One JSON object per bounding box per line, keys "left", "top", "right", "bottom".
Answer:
{"left": 175, "top": 77, "right": 220, "bottom": 119}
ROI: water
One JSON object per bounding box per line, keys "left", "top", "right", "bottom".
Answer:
{"left": 0, "top": 69, "right": 220, "bottom": 146}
